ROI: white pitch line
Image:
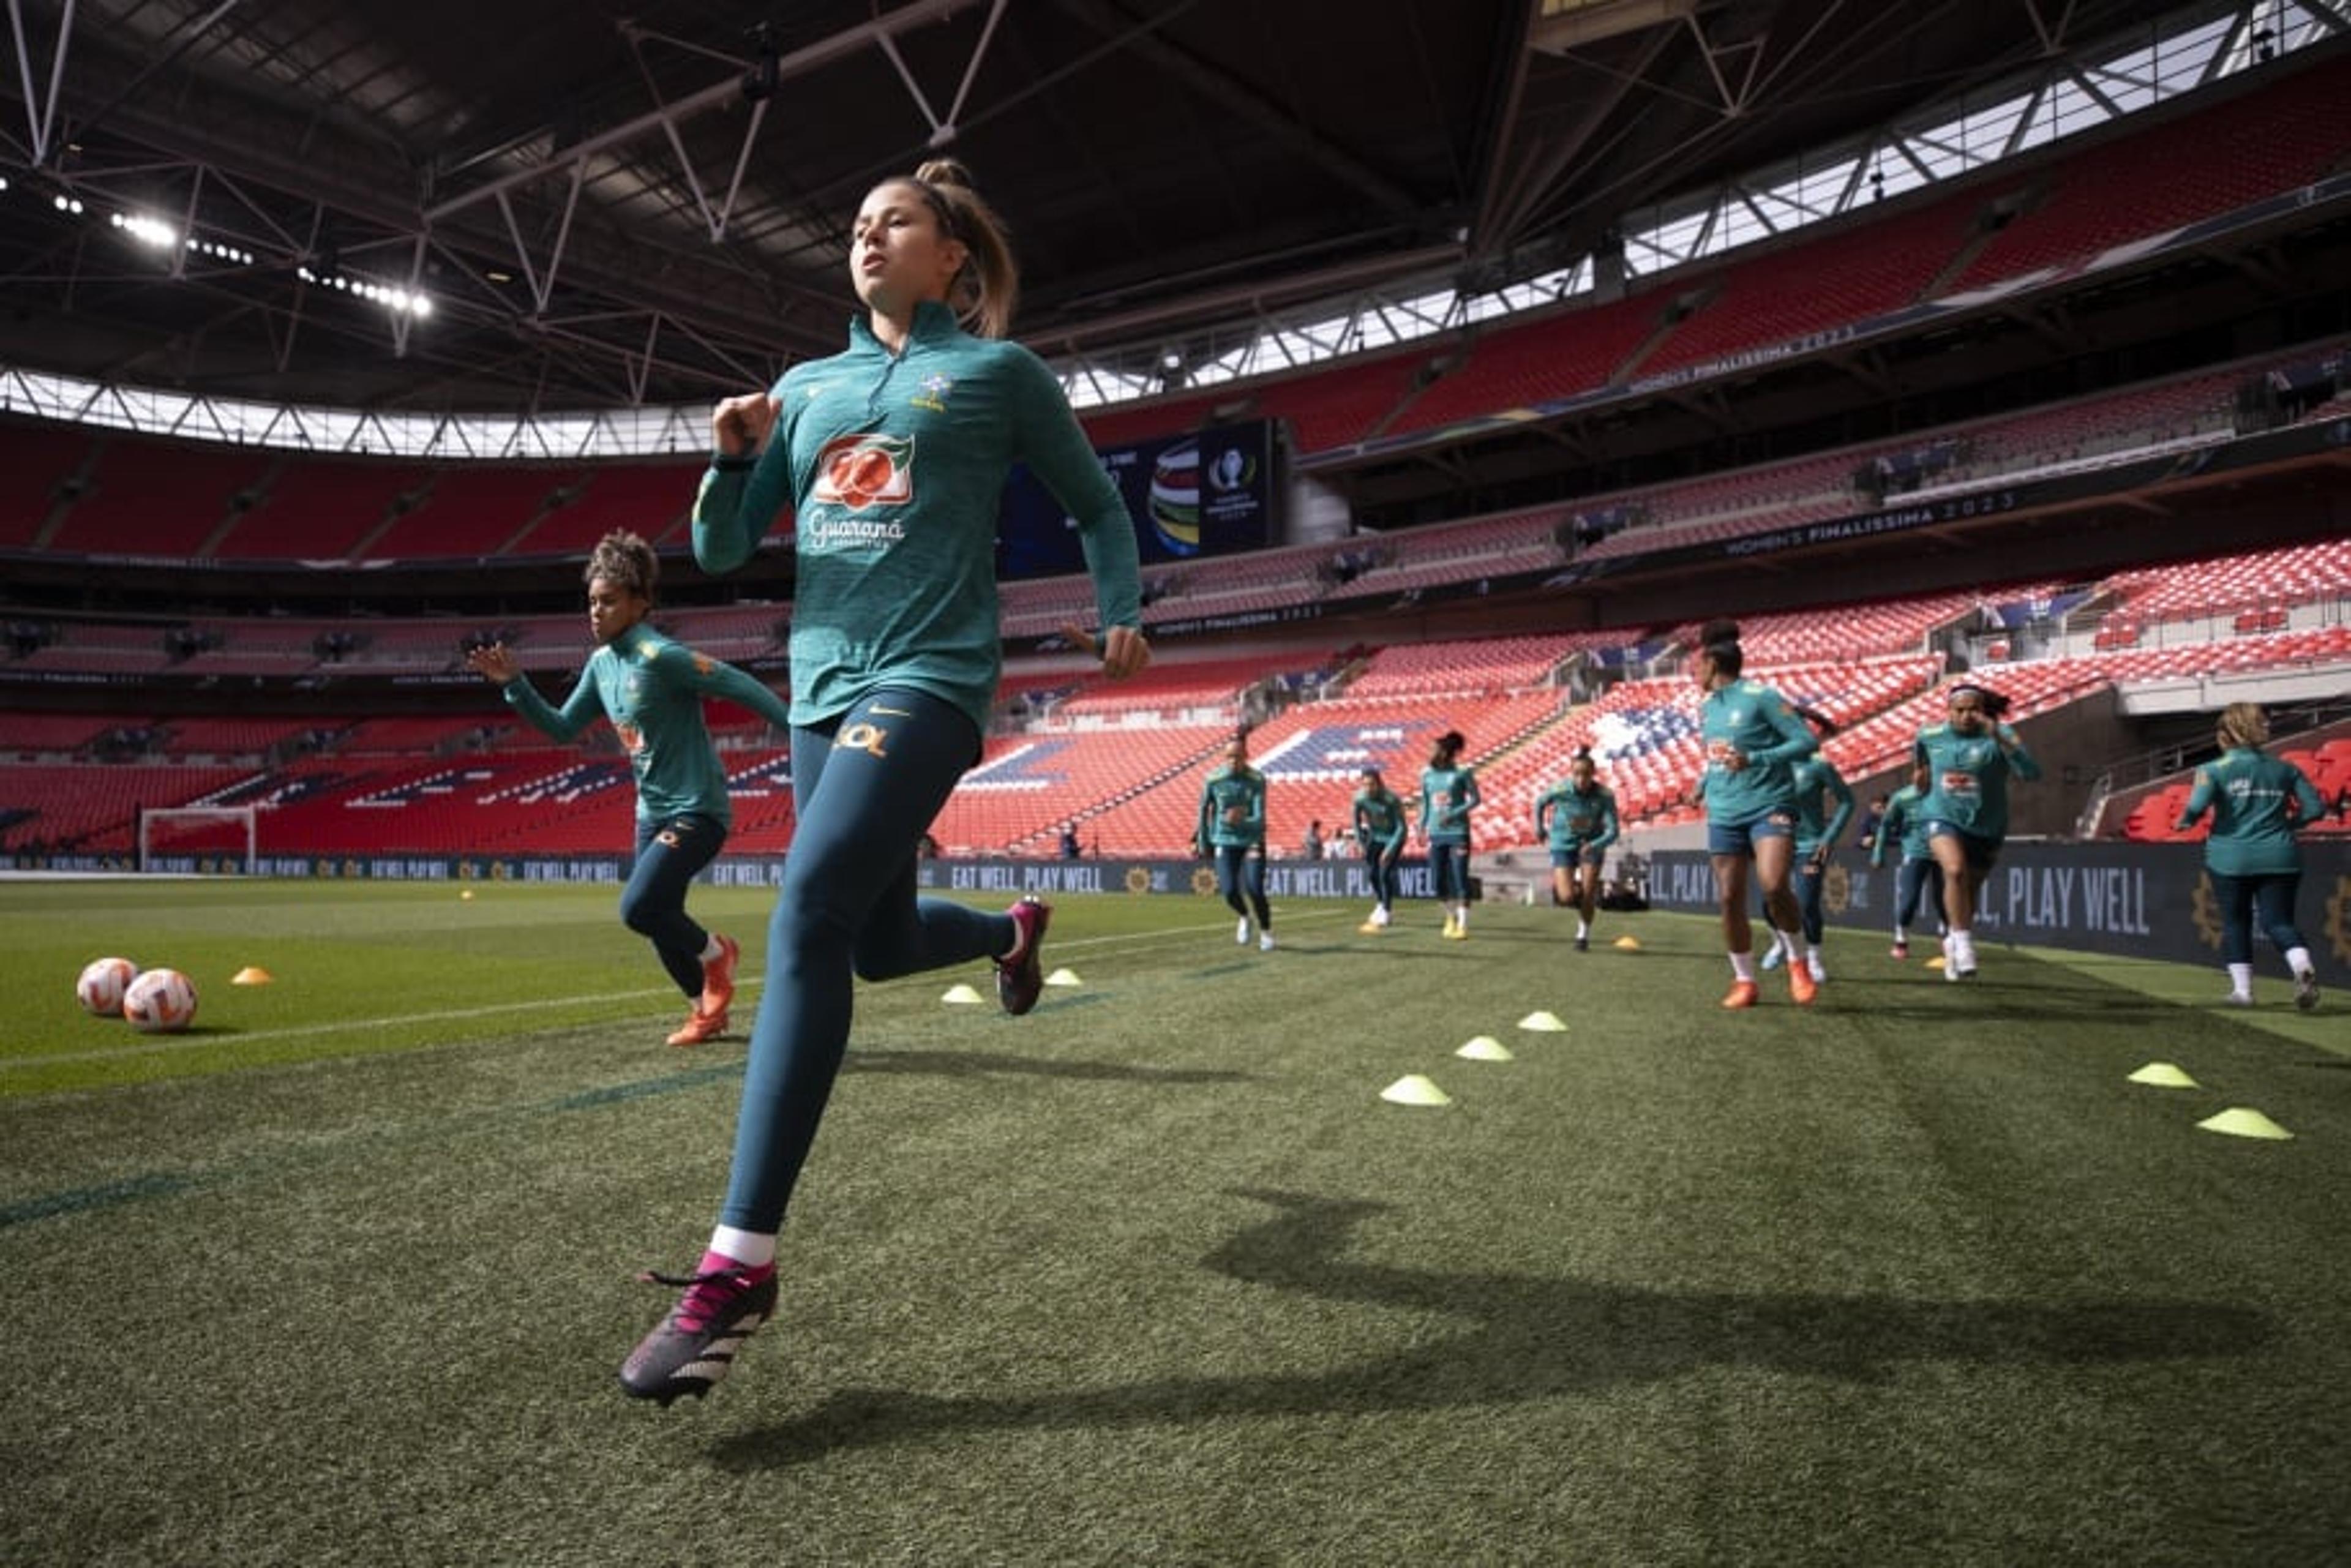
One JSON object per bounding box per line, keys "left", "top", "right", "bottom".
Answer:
{"left": 4, "top": 906, "right": 1366, "bottom": 1071}
{"left": 6, "top": 986, "right": 685, "bottom": 1070}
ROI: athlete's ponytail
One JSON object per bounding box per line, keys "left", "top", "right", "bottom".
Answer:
{"left": 2216, "top": 702, "right": 2269, "bottom": 751}
{"left": 1949, "top": 683, "right": 2012, "bottom": 721}
{"left": 909, "top": 158, "right": 1018, "bottom": 339}
{"left": 1698, "top": 618, "right": 1743, "bottom": 679}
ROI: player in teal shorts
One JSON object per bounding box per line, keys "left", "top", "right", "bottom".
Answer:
{"left": 1534, "top": 748, "right": 1619, "bottom": 951}
{"left": 623, "top": 159, "right": 1151, "bottom": 1405}
{"left": 1760, "top": 708, "right": 1853, "bottom": 983}
{"left": 1693, "top": 620, "right": 1820, "bottom": 1007}
{"left": 1869, "top": 765, "right": 1944, "bottom": 960}
{"left": 1913, "top": 682, "right": 2040, "bottom": 981}
{"left": 1351, "top": 765, "right": 1409, "bottom": 932}
{"left": 466, "top": 530, "right": 792, "bottom": 1048}
{"left": 1196, "top": 733, "right": 1275, "bottom": 951}
{"left": 1419, "top": 729, "right": 1481, "bottom": 939}
{"left": 2173, "top": 702, "right": 2327, "bottom": 1008}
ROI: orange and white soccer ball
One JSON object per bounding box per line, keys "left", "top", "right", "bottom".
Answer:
{"left": 122, "top": 967, "right": 198, "bottom": 1033}
{"left": 77, "top": 956, "right": 140, "bottom": 1017}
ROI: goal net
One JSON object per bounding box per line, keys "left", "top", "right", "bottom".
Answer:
{"left": 137, "top": 805, "right": 259, "bottom": 875}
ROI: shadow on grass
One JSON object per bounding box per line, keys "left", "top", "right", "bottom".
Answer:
{"left": 714, "top": 1187, "right": 2268, "bottom": 1468}
{"left": 846, "top": 1048, "right": 1250, "bottom": 1086}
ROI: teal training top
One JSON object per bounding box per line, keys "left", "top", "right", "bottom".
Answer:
{"left": 1913, "top": 721, "right": 2041, "bottom": 842}
{"left": 1419, "top": 763, "right": 1480, "bottom": 846}
{"left": 1870, "top": 783, "right": 1934, "bottom": 868}
{"left": 499, "top": 621, "right": 793, "bottom": 830}
{"left": 1198, "top": 763, "right": 1268, "bottom": 850}
{"left": 1536, "top": 779, "right": 1619, "bottom": 852}
{"left": 1352, "top": 787, "right": 1408, "bottom": 852}
{"left": 2174, "top": 746, "right": 2326, "bottom": 877}
{"left": 1698, "top": 679, "right": 1817, "bottom": 825}
{"left": 692, "top": 301, "right": 1144, "bottom": 737}
{"left": 1790, "top": 754, "right": 1856, "bottom": 858}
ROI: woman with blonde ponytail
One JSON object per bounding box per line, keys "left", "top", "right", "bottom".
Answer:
{"left": 626, "top": 159, "right": 1153, "bottom": 1406}
{"left": 2173, "top": 702, "right": 2328, "bottom": 1009}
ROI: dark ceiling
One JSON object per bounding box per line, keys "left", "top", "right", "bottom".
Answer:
{"left": 0, "top": 0, "right": 2188, "bottom": 414}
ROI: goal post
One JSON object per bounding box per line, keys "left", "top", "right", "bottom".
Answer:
{"left": 137, "top": 805, "right": 259, "bottom": 875}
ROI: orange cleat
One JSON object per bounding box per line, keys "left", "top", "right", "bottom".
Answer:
{"left": 1788, "top": 962, "right": 1818, "bottom": 1006}
{"left": 700, "top": 932, "right": 740, "bottom": 1018}
{"left": 1720, "top": 980, "right": 1760, "bottom": 1010}
{"left": 666, "top": 1004, "right": 729, "bottom": 1048}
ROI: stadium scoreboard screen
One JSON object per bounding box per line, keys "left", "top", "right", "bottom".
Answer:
{"left": 998, "top": 418, "right": 1277, "bottom": 579}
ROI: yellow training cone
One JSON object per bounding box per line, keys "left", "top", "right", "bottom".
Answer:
{"left": 230, "top": 966, "right": 273, "bottom": 986}
{"left": 1517, "top": 1010, "right": 1567, "bottom": 1032}
{"left": 941, "top": 983, "right": 984, "bottom": 1005}
{"left": 1380, "top": 1074, "right": 1453, "bottom": 1107}
{"left": 1456, "top": 1037, "right": 1514, "bottom": 1062}
{"left": 1044, "top": 967, "right": 1082, "bottom": 987}
{"left": 2126, "top": 1062, "right": 2199, "bottom": 1089}
{"left": 1925, "top": 955, "right": 1946, "bottom": 970}
{"left": 2196, "top": 1107, "right": 2293, "bottom": 1141}
{"left": 460, "top": 889, "right": 476, "bottom": 901}
{"left": 1613, "top": 934, "right": 1641, "bottom": 950}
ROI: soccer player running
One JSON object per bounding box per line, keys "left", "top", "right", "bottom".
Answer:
{"left": 1533, "top": 747, "right": 1619, "bottom": 951}
{"left": 1693, "top": 620, "right": 1820, "bottom": 1008}
{"left": 628, "top": 159, "right": 1150, "bottom": 1406}
{"left": 1760, "top": 708, "right": 1854, "bottom": 984}
{"left": 1418, "top": 729, "right": 1481, "bottom": 939}
{"left": 1914, "top": 682, "right": 2039, "bottom": 981}
{"left": 1351, "top": 765, "right": 1409, "bottom": 932}
{"left": 1196, "top": 732, "right": 1275, "bottom": 951}
{"left": 465, "top": 530, "right": 790, "bottom": 1047}
{"left": 1870, "top": 763, "right": 1945, "bottom": 960}
{"left": 2172, "top": 702, "right": 2327, "bottom": 1009}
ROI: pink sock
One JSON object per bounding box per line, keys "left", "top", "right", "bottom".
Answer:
{"left": 697, "top": 1248, "right": 773, "bottom": 1282}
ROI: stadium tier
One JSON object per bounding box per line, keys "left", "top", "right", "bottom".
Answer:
{"left": 1637, "top": 183, "right": 1994, "bottom": 380}
{"left": 0, "top": 762, "right": 254, "bottom": 854}
{"left": 5, "top": 587, "right": 2343, "bottom": 860}
{"left": 0, "top": 422, "right": 96, "bottom": 549}
{"left": 1256, "top": 350, "right": 1437, "bottom": 453}
{"left": 1051, "top": 653, "right": 1334, "bottom": 720}
{"left": 40, "top": 438, "right": 272, "bottom": 558}
{"left": 1382, "top": 288, "right": 1662, "bottom": 438}
{"left": 355, "top": 467, "right": 572, "bottom": 560}
{"left": 210, "top": 456, "right": 426, "bottom": 561}
{"left": 504, "top": 462, "right": 703, "bottom": 555}
{"left": 1949, "top": 54, "right": 2351, "bottom": 294}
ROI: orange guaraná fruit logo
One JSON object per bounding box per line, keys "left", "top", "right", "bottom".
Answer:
{"left": 816, "top": 434, "right": 913, "bottom": 510}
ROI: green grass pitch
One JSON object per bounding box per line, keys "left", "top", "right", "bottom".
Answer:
{"left": 3, "top": 878, "right": 2347, "bottom": 1565}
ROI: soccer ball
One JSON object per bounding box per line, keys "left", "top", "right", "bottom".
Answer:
{"left": 122, "top": 967, "right": 198, "bottom": 1033}
{"left": 77, "top": 956, "right": 139, "bottom": 1016}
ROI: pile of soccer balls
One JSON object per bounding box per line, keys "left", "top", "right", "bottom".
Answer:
{"left": 75, "top": 956, "right": 199, "bottom": 1033}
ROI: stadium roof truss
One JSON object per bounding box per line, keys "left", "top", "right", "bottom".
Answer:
{"left": 0, "top": 0, "right": 2342, "bottom": 457}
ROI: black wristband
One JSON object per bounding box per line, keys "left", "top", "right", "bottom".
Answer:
{"left": 710, "top": 452, "right": 755, "bottom": 473}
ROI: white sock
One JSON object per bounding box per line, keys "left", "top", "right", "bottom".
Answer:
{"left": 1773, "top": 928, "right": 1804, "bottom": 962}
{"left": 709, "top": 1226, "right": 776, "bottom": 1269}
{"left": 1893, "top": 925, "right": 1908, "bottom": 943}
{"left": 699, "top": 934, "right": 726, "bottom": 962}
{"left": 1808, "top": 944, "right": 1825, "bottom": 964}
{"left": 2285, "top": 947, "right": 2314, "bottom": 977}
{"left": 1729, "top": 952, "right": 1757, "bottom": 982}
{"left": 1454, "top": 905, "right": 1469, "bottom": 928}
{"left": 2227, "top": 961, "right": 2253, "bottom": 995}
{"left": 1576, "top": 919, "right": 1590, "bottom": 939}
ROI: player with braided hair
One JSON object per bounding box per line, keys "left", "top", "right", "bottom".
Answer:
{"left": 466, "top": 529, "right": 789, "bottom": 1047}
